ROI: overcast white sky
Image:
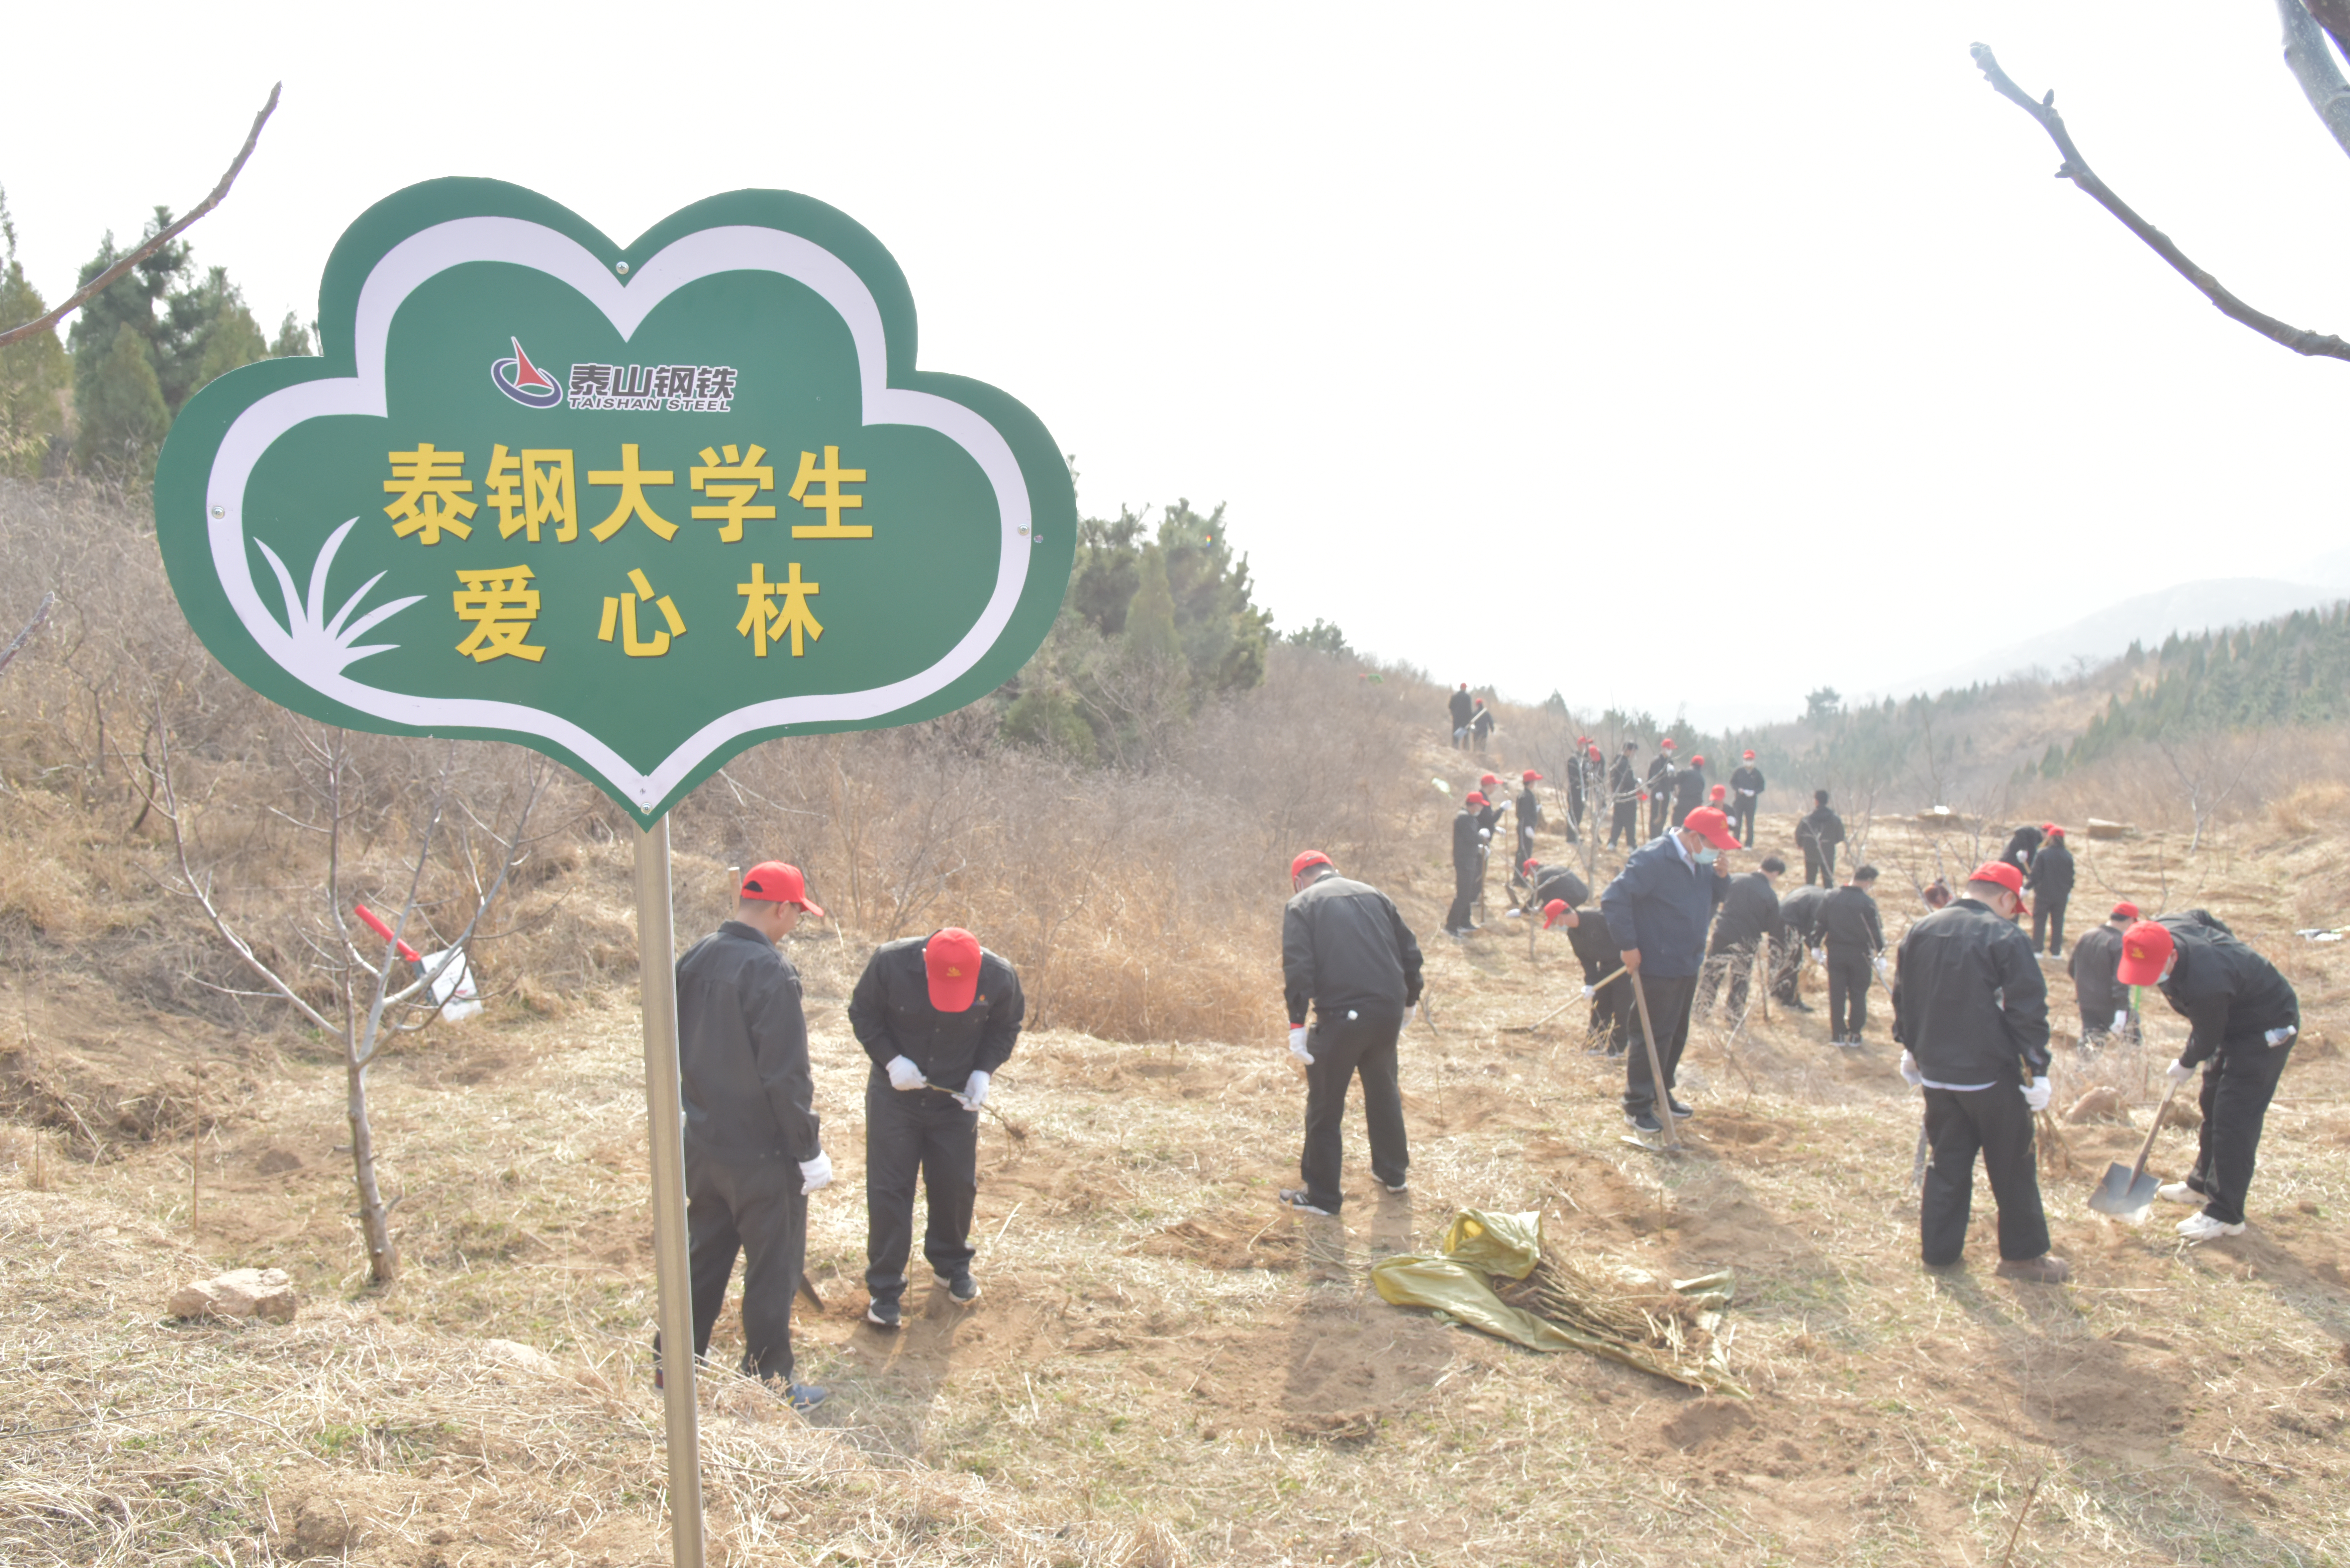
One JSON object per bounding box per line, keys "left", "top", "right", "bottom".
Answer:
{"left": 5, "top": 2, "right": 2348, "bottom": 726}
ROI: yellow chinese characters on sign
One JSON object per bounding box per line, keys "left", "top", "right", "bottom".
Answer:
{"left": 485, "top": 446, "right": 579, "bottom": 542}
{"left": 453, "top": 566, "right": 544, "bottom": 662}
{"left": 690, "top": 444, "right": 776, "bottom": 542}
{"left": 600, "top": 568, "right": 686, "bottom": 657}
{"left": 387, "top": 444, "right": 476, "bottom": 544}
{"left": 588, "top": 445, "right": 678, "bottom": 541}
{"left": 789, "top": 446, "right": 870, "bottom": 538}
{"left": 736, "top": 562, "right": 821, "bottom": 656}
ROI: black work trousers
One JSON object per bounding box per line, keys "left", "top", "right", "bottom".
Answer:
{"left": 2031, "top": 895, "right": 2069, "bottom": 957}
{"left": 1648, "top": 793, "right": 1670, "bottom": 839}
{"left": 1298, "top": 1004, "right": 1408, "bottom": 1212}
{"left": 1826, "top": 946, "right": 1873, "bottom": 1039}
{"left": 1609, "top": 800, "right": 1640, "bottom": 846}
{"left": 1920, "top": 1083, "right": 2049, "bottom": 1266}
{"left": 1731, "top": 798, "right": 1757, "bottom": 847}
{"left": 2180, "top": 1039, "right": 2294, "bottom": 1226}
{"left": 864, "top": 1072, "right": 979, "bottom": 1303}
{"left": 1802, "top": 845, "right": 1836, "bottom": 887}
{"left": 1444, "top": 858, "right": 1479, "bottom": 933}
{"left": 1513, "top": 825, "right": 1535, "bottom": 887}
{"left": 669, "top": 1143, "right": 808, "bottom": 1382}
{"left": 1696, "top": 939, "right": 1757, "bottom": 1021}
{"left": 1770, "top": 935, "right": 1804, "bottom": 1002}
{"left": 1622, "top": 972, "right": 1696, "bottom": 1114}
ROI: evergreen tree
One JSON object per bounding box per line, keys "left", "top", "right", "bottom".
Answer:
{"left": 1124, "top": 545, "right": 1183, "bottom": 667}
{"left": 78, "top": 322, "right": 170, "bottom": 483}
{"left": 269, "top": 311, "right": 312, "bottom": 357}
{"left": 0, "top": 186, "right": 68, "bottom": 479}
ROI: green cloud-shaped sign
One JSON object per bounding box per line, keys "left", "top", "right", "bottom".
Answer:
{"left": 156, "top": 179, "right": 1075, "bottom": 824}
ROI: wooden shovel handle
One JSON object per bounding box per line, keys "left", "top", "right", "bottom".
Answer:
{"left": 2126, "top": 1076, "right": 2184, "bottom": 1182}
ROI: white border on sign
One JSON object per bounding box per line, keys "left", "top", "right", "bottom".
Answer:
{"left": 203, "top": 217, "right": 1034, "bottom": 808}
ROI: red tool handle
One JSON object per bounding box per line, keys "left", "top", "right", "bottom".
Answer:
{"left": 353, "top": 903, "right": 422, "bottom": 964}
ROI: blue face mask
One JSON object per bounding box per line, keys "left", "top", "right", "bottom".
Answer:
{"left": 1696, "top": 849, "right": 1718, "bottom": 866}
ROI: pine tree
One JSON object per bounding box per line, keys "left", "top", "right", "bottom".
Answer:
{"left": 1124, "top": 545, "right": 1183, "bottom": 667}
{"left": 0, "top": 186, "right": 68, "bottom": 479}
{"left": 78, "top": 322, "right": 170, "bottom": 483}
{"left": 269, "top": 311, "right": 312, "bottom": 357}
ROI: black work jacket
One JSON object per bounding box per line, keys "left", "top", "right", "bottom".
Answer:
{"left": 1778, "top": 883, "right": 1827, "bottom": 940}
{"left": 1516, "top": 785, "right": 1543, "bottom": 834}
{"left": 1283, "top": 870, "right": 1423, "bottom": 1025}
{"left": 848, "top": 936, "right": 1025, "bottom": 1090}
{"left": 2154, "top": 913, "right": 2299, "bottom": 1068}
{"left": 1891, "top": 898, "right": 2051, "bottom": 1082}
{"left": 1822, "top": 886, "right": 1885, "bottom": 954}
{"left": 1449, "top": 690, "right": 1474, "bottom": 725}
{"left": 2068, "top": 923, "right": 2127, "bottom": 1018}
{"left": 1713, "top": 872, "right": 1781, "bottom": 950}
{"left": 1729, "top": 765, "right": 1764, "bottom": 801}
{"left": 1609, "top": 758, "right": 1639, "bottom": 800}
{"left": 1674, "top": 769, "right": 1708, "bottom": 812}
{"left": 1529, "top": 866, "right": 1592, "bottom": 912}
{"left": 1564, "top": 906, "right": 1620, "bottom": 979}
{"left": 676, "top": 921, "right": 822, "bottom": 1162}
{"left": 2027, "top": 842, "right": 2075, "bottom": 897}
{"left": 1476, "top": 800, "right": 1505, "bottom": 836}
{"left": 1797, "top": 807, "right": 1844, "bottom": 850}
{"left": 1471, "top": 707, "right": 1495, "bottom": 737}
{"left": 2000, "top": 827, "right": 2043, "bottom": 877}
{"left": 1452, "top": 808, "right": 1485, "bottom": 872}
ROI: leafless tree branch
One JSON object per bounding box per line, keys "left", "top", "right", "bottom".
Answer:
{"left": 0, "top": 84, "right": 281, "bottom": 350}
{"left": 2278, "top": 0, "right": 2350, "bottom": 158}
{"left": 1971, "top": 42, "right": 2350, "bottom": 362}
{"left": 0, "top": 593, "right": 55, "bottom": 680}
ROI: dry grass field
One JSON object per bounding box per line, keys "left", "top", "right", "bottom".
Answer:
{"left": 4, "top": 730, "right": 2348, "bottom": 1567}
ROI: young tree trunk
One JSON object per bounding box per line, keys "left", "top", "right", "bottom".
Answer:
{"left": 346, "top": 1052, "right": 400, "bottom": 1283}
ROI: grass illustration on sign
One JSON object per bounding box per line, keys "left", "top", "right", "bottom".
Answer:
{"left": 155, "top": 179, "right": 1075, "bottom": 823}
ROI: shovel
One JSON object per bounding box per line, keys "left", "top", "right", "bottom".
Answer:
{"left": 2087, "top": 1077, "right": 2184, "bottom": 1222}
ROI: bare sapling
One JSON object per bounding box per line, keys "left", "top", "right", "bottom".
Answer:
{"left": 149, "top": 720, "right": 553, "bottom": 1284}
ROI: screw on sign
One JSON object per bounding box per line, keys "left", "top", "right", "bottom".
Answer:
{"left": 152, "top": 179, "right": 1076, "bottom": 1568}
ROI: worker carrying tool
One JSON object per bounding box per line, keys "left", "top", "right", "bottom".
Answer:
{"left": 1279, "top": 851, "right": 1424, "bottom": 1216}
{"left": 1699, "top": 853, "right": 1784, "bottom": 1024}
{"left": 1445, "top": 792, "right": 1492, "bottom": 936}
{"left": 849, "top": 927, "right": 1025, "bottom": 1327}
{"left": 1448, "top": 684, "right": 1474, "bottom": 748}
{"left": 2027, "top": 827, "right": 2075, "bottom": 956}
{"left": 1559, "top": 897, "right": 1631, "bottom": 1052}
{"left": 1889, "top": 861, "right": 2070, "bottom": 1284}
{"left": 1797, "top": 789, "right": 1844, "bottom": 887}
{"left": 1608, "top": 742, "right": 1643, "bottom": 848}
{"left": 1601, "top": 804, "right": 1737, "bottom": 1136}
{"left": 1997, "top": 822, "right": 2044, "bottom": 882}
{"left": 1727, "top": 751, "right": 1765, "bottom": 848}
{"left": 2119, "top": 913, "right": 2301, "bottom": 1243}
{"left": 1773, "top": 881, "right": 1826, "bottom": 1012}
{"left": 664, "top": 862, "right": 834, "bottom": 1408}
{"left": 1645, "top": 739, "right": 1679, "bottom": 839}
{"left": 1671, "top": 754, "right": 1709, "bottom": 829}
{"left": 1822, "top": 866, "right": 1886, "bottom": 1049}
{"left": 1512, "top": 771, "right": 1545, "bottom": 892}
{"left": 2067, "top": 901, "right": 2138, "bottom": 1048}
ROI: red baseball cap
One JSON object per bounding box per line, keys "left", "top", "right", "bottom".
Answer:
{"left": 1465, "top": 791, "right": 1487, "bottom": 806}
{"left": 1682, "top": 806, "right": 1739, "bottom": 851}
{"left": 1587, "top": 745, "right": 1602, "bottom": 760}
{"left": 1660, "top": 738, "right": 1676, "bottom": 750}
{"left": 1542, "top": 899, "right": 1569, "bottom": 929}
{"left": 1709, "top": 784, "right": 1726, "bottom": 801}
{"left": 925, "top": 928, "right": 984, "bottom": 1011}
{"left": 2116, "top": 920, "right": 2173, "bottom": 986}
{"left": 1521, "top": 770, "right": 1543, "bottom": 783}
{"left": 2040, "top": 822, "right": 2056, "bottom": 834}
{"left": 2110, "top": 900, "right": 2139, "bottom": 920}
{"left": 1742, "top": 750, "right": 1755, "bottom": 760}
{"left": 1969, "top": 861, "right": 2024, "bottom": 895}
{"left": 740, "top": 862, "right": 825, "bottom": 916}
{"left": 1290, "top": 850, "right": 1332, "bottom": 881}
{"left": 1522, "top": 858, "right": 1540, "bottom": 875}
{"left": 1480, "top": 773, "right": 1499, "bottom": 787}
{"left": 2046, "top": 826, "right": 2065, "bottom": 840}
{"left": 1690, "top": 755, "right": 1706, "bottom": 767}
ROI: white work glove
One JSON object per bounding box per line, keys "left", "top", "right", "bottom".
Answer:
{"left": 2111, "top": 1009, "right": 2130, "bottom": 1035}
{"left": 2167, "top": 1059, "right": 2195, "bottom": 1086}
{"left": 799, "top": 1150, "right": 833, "bottom": 1194}
{"left": 886, "top": 1055, "right": 925, "bottom": 1091}
{"left": 1810, "top": 947, "right": 1825, "bottom": 965}
{"left": 1288, "top": 1026, "right": 1313, "bottom": 1065}
{"left": 2021, "top": 1076, "right": 2052, "bottom": 1112}
{"left": 1872, "top": 955, "right": 1890, "bottom": 979}
{"left": 1580, "top": 984, "right": 1597, "bottom": 1001}
{"left": 1477, "top": 827, "right": 1491, "bottom": 841}
{"left": 955, "top": 1070, "right": 990, "bottom": 1110}
{"left": 1898, "top": 1050, "right": 1923, "bottom": 1088}
{"left": 2266, "top": 1025, "right": 2297, "bottom": 1048}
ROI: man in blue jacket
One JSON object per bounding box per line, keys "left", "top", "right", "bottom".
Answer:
{"left": 1602, "top": 805, "right": 1737, "bottom": 1135}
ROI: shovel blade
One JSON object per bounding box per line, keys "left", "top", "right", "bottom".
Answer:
{"left": 2087, "top": 1161, "right": 2159, "bottom": 1221}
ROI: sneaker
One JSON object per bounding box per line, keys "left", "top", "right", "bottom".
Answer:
{"left": 1994, "top": 1254, "right": 2072, "bottom": 1284}
{"left": 1783, "top": 998, "right": 1814, "bottom": 1013}
{"left": 1623, "top": 1109, "right": 1665, "bottom": 1136}
{"left": 784, "top": 1382, "right": 829, "bottom": 1412}
{"left": 1666, "top": 1098, "right": 1694, "bottom": 1120}
{"left": 2177, "top": 1213, "right": 2246, "bottom": 1243}
{"left": 1277, "top": 1188, "right": 1333, "bottom": 1216}
{"left": 1381, "top": 1180, "right": 1409, "bottom": 1194}
{"left": 2155, "top": 1181, "right": 2201, "bottom": 1206}
{"left": 1837, "top": 1036, "right": 1865, "bottom": 1052}
{"left": 864, "top": 1297, "right": 901, "bottom": 1330}
{"left": 934, "top": 1268, "right": 982, "bottom": 1306}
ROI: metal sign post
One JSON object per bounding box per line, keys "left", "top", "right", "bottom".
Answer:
{"left": 634, "top": 820, "right": 703, "bottom": 1567}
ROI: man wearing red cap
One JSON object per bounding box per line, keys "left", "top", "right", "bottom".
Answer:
{"left": 2026, "top": 827, "right": 2075, "bottom": 958}
{"left": 1280, "top": 851, "right": 1424, "bottom": 1215}
{"left": 1797, "top": 789, "right": 1844, "bottom": 888}
{"left": 1566, "top": 741, "right": 1596, "bottom": 837}
{"left": 1600, "top": 804, "right": 1738, "bottom": 1135}
{"left": 1671, "top": 754, "right": 1708, "bottom": 830}
{"left": 1997, "top": 823, "right": 2044, "bottom": 883}
{"left": 848, "top": 928, "right": 1025, "bottom": 1324}
{"left": 1645, "top": 740, "right": 1678, "bottom": 839}
{"left": 1607, "top": 742, "right": 1642, "bottom": 849}
{"left": 2067, "top": 902, "right": 2139, "bottom": 1048}
{"left": 1444, "top": 790, "right": 1492, "bottom": 936}
{"left": 1727, "top": 751, "right": 1765, "bottom": 849}
{"left": 1889, "top": 862, "right": 2068, "bottom": 1283}
{"left": 1511, "top": 770, "right": 1546, "bottom": 895}
{"left": 1470, "top": 697, "right": 1495, "bottom": 755}
{"left": 1821, "top": 866, "right": 1886, "bottom": 1049}
{"left": 669, "top": 862, "right": 833, "bottom": 1406}
{"left": 2118, "top": 913, "right": 2301, "bottom": 1243}
{"left": 1448, "top": 684, "right": 1474, "bottom": 749}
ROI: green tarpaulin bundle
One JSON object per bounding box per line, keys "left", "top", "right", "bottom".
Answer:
{"left": 1371, "top": 1210, "right": 1747, "bottom": 1397}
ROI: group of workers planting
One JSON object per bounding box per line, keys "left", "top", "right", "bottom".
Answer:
{"left": 664, "top": 749, "right": 2300, "bottom": 1407}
